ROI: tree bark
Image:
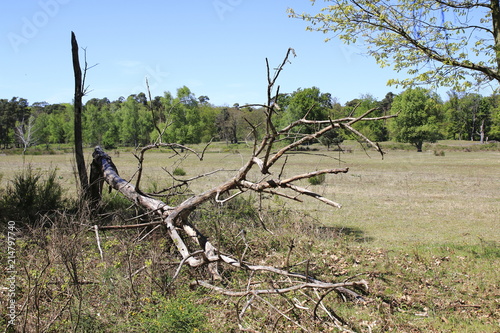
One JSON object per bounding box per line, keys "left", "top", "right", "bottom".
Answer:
{"left": 480, "top": 118, "right": 486, "bottom": 143}
{"left": 71, "top": 31, "right": 89, "bottom": 199}
{"left": 491, "top": 0, "right": 500, "bottom": 71}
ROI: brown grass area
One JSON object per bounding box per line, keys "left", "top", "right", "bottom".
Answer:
{"left": 1, "top": 144, "right": 499, "bottom": 332}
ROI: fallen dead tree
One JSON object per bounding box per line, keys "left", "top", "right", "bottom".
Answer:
{"left": 90, "top": 49, "right": 396, "bottom": 331}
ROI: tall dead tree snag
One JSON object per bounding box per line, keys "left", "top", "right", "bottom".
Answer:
{"left": 72, "top": 32, "right": 101, "bottom": 205}
{"left": 71, "top": 31, "right": 89, "bottom": 200}
{"left": 92, "top": 49, "right": 396, "bottom": 330}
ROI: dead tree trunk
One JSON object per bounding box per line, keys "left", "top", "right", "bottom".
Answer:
{"left": 90, "top": 48, "right": 397, "bottom": 330}
{"left": 479, "top": 118, "right": 486, "bottom": 143}
{"left": 71, "top": 31, "right": 89, "bottom": 200}
{"left": 91, "top": 145, "right": 367, "bottom": 291}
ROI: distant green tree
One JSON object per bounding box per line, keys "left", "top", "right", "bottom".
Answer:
{"left": 48, "top": 112, "right": 64, "bottom": 144}
{"left": 379, "top": 92, "right": 395, "bottom": 116}
{"left": 149, "top": 91, "right": 175, "bottom": 143}
{"left": 47, "top": 104, "right": 73, "bottom": 144}
{"left": 119, "top": 96, "right": 152, "bottom": 146}
{"left": 488, "top": 94, "right": 500, "bottom": 141}
{"left": 33, "top": 112, "right": 51, "bottom": 145}
{"left": 389, "top": 88, "right": 443, "bottom": 152}
{"left": 83, "top": 103, "right": 105, "bottom": 146}
{"left": 198, "top": 95, "right": 210, "bottom": 105}
{"left": 0, "top": 101, "right": 15, "bottom": 148}
{"left": 131, "top": 92, "right": 148, "bottom": 105}
{"left": 237, "top": 106, "right": 267, "bottom": 142}
{"left": 345, "top": 94, "right": 389, "bottom": 142}
{"left": 102, "top": 122, "right": 120, "bottom": 149}
{"left": 0, "top": 97, "right": 29, "bottom": 148}
{"left": 215, "top": 107, "right": 238, "bottom": 144}
{"left": 161, "top": 86, "right": 204, "bottom": 144}
{"left": 318, "top": 128, "right": 344, "bottom": 150}
{"left": 30, "top": 102, "right": 49, "bottom": 145}
{"left": 199, "top": 102, "right": 219, "bottom": 142}
{"left": 177, "top": 86, "right": 198, "bottom": 108}
{"left": 490, "top": 113, "right": 500, "bottom": 141}
{"left": 476, "top": 97, "right": 493, "bottom": 143}
{"left": 100, "top": 98, "right": 123, "bottom": 148}
{"left": 279, "top": 87, "right": 332, "bottom": 133}
{"left": 274, "top": 93, "right": 292, "bottom": 114}
{"left": 445, "top": 92, "right": 491, "bottom": 142}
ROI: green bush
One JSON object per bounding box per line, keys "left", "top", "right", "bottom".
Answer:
{"left": 133, "top": 295, "right": 209, "bottom": 332}
{"left": 308, "top": 173, "right": 326, "bottom": 185}
{"left": 173, "top": 167, "right": 186, "bottom": 176}
{"left": 0, "top": 165, "right": 65, "bottom": 225}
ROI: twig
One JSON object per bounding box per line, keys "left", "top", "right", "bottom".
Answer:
{"left": 152, "top": 168, "right": 224, "bottom": 196}
{"left": 195, "top": 279, "right": 369, "bottom": 297}
{"left": 236, "top": 229, "right": 250, "bottom": 263}
{"left": 131, "top": 265, "right": 147, "bottom": 277}
{"left": 165, "top": 250, "right": 205, "bottom": 289}
{"left": 340, "top": 123, "right": 384, "bottom": 157}
{"left": 257, "top": 194, "right": 274, "bottom": 234}
{"left": 285, "top": 239, "right": 295, "bottom": 269}
{"left": 215, "top": 189, "right": 245, "bottom": 204}
{"left": 146, "top": 77, "right": 162, "bottom": 139}
{"left": 455, "top": 304, "right": 481, "bottom": 308}
{"left": 94, "top": 225, "right": 104, "bottom": 260}
{"left": 238, "top": 294, "right": 256, "bottom": 321}
{"left": 313, "top": 288, "right": 346, "bottom": 322}
{"left": 254, "top": 294, "right": 309, "bottom": 332}
{"left": 134, "top": 142, "right": 203, "bottom": 191}
{"left": 97, "top": 220, "right": 163, "bottom": 230}
{"left": 136, "top": 224, "right": 162, "bottom": 242}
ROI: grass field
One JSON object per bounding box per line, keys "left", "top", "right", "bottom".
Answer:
{"left": 1, "top": 142, "right": 498, "bottom": 248}
{"left": 1, "top": 142, "right": 499, "bottom": 332}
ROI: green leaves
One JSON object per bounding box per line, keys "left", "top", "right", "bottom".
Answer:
{"left": 278, "top": 86, "right": 333, "bottom": 129}
{"left": 290, "top": 0, "right": 500, "bottom": 91}
{"left": 389, "top": 87, "right": 443, "bottom": 151}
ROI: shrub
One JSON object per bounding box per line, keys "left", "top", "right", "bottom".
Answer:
{"left": 0, "top": 165, "right": 65, "bottom": 225}
{"left": 132, "top": 295, "right": 209, "bottom": 333}
{"left": 173, "top": 167, "right": 186, "bottom": 176}
{"left": 308, "top": 173, "right": 326, "bottom": 185}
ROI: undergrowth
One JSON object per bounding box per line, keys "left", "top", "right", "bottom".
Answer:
{"left": 0, "top": 165, "right": 66, "bottom": 226}
{"left": 0, "top": 175, "right": 498, "bottom": 332}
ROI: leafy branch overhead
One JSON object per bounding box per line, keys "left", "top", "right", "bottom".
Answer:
{"left": 289, "top": 0, "right": 500, "bottom": 91}
{"left": 91, "top": 48, "right": 397, "bottom": 330}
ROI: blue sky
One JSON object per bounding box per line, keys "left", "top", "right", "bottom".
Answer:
{"left": 1, "top": 0, "right": 430, "bottom": 106}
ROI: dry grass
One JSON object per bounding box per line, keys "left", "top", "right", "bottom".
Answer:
{"left": 1, "top": 143, "right": 499, "bottom": 332}
{"left": 308, "top": 148, "right": 500, "bottom": 248}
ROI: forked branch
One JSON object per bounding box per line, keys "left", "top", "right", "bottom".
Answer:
{"left": 91, "top": 49, "right": 397, "bottom": 330}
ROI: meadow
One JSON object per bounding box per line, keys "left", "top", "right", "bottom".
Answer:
{"left": 2, "top": 142, "right": 498, "bottom": 248}
{"left": 0, "top": 141, "right": 499, "bottom": 332}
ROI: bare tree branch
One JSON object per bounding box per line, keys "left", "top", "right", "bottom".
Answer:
{"left": 90, "top": 49, "right": 397, "bottom": 330}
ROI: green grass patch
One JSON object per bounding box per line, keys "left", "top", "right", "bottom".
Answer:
{"left": 172, "top": 166, "right": 186, "bottom": 176}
